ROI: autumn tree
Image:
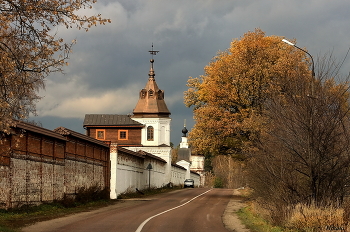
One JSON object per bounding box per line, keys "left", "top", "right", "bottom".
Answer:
{"left": 0, "top": 0, "right": 110, "bottom": 133}
{"left": 185, "top": 28, "right": 350, "bottom": 226}
{"left": 184, "top": 28, "right": 310, "bottom": 157}
{"left": 247, "top": 55, "right": 350, "bottom": 223}
{"left": 171, "top": 144, "right": 179, "bottom": 164}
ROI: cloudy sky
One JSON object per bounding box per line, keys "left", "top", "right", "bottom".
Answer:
{"left": 30, "top": 0, "right": 350, "bottom": 146}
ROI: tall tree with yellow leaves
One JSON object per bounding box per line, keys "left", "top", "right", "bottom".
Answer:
{"left": 0, "top": 0, "right": 110, "bottom": 133}
{"left": 184, "top": 29, "right": 311, "bottom": 157}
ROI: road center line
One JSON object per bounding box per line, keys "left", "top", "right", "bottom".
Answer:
{"left": 135, "top": 189, "right": 212, "bottom": 232}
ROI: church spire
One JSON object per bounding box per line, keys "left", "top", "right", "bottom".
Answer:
{"left": 132, "top": 44, "right": 170, "bottom": 118}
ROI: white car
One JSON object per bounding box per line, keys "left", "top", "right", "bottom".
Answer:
{"left": 184, "top": 179, "right": 194, "bottom": 188}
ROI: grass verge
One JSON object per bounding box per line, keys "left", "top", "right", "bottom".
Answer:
{"left": 236, "top": 205, "right": 298, "bottom": 232}
{"left": 0, "top": 200, "right": 115, "bottom": 232}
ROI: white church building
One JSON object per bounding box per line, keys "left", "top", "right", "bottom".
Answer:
{"left": 83, "top": 51, "right": 204, "bottom": 198}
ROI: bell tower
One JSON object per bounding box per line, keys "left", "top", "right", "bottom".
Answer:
{"left": 131, "top": 45, "right": 171, "bottom": 146}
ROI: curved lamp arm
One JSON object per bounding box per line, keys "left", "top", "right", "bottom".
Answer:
{"left": 282, "top": 39, "right": 315, "bottom": 78}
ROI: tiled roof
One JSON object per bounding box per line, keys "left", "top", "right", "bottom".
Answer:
{"left": 132, "top": 59, "right": 171, "bottom": 118}
{"left": 83, "top": 114, "right": 143, "bottom": 127}
{"left": 132, "top": 78, "right": 171, "bottom": 116}
{"left": 117, "top": 147, "right": 167, "bottom": 163}
{"left": 190, "top": 170, "right": 200, "bottom": 176}
{"left": 171, "top": 163, "right": 187, "bottom": 170}
{"left": 137, "top": 150, "right": 167, "bottom": 163}
{"left": 117, "top": 147, "right": 144, "bottom": 159}
{"left": 54, "top": 127, "right": 109, "bottom": 147}
{"left": 15, "top": 121, "right": 66, "bottom": 141}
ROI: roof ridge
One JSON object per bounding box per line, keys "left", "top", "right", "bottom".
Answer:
{"left": 15, "top": 121, "right": 66, "bottom": 141}
{"left": 53, "top": 126, "right": 71, "bottom": 136}
{"left": 83, "top": 114, "right": 143, "bottom": 126}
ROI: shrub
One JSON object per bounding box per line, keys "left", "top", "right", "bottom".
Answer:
{"left": 55, "top": 185, "right": 109, "bottom": 207}
{"left": 58, "top": 194, "right": 76, "bottom": 208}
{"left": 213, "top": 177, "right": 224, "bottom": 188}
{"left": 75, "top": 185, "right": 109, "bottom": 204}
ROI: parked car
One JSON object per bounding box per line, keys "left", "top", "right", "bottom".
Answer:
{"left": 184, "top": 179, "right": 194, "bottom": 188}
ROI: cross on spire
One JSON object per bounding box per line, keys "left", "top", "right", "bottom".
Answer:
{"left": 148, "top": 44, "right": 159, "bottom": 79}
{"left": 149, "top": 43, "right": 159, "bottom": 58}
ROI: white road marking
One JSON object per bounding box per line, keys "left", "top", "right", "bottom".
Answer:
{"left": 135, "top": 189, "right": 212, "bottom": 232}
{"left": 179, "top": 198, "right": 189, "bottom": 204}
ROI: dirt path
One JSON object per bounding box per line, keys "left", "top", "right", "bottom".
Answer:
{"left": 223, "top": 189, "right": 251, "bottom": 232}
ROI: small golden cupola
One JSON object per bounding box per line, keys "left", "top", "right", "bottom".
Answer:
{"left": 132, "top": 46, "right": 171, "bottom": 118}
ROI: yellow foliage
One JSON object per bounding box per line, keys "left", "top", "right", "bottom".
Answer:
{"left": 184, "top": 28, "right": 311, "bottom": 156}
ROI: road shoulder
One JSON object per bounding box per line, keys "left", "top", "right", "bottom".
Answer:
{"left": 223, "top": 189, "right": 250, "bottom": 232}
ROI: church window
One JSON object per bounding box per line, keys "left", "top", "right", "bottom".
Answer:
{"left": 157, "top": 90, "right": 164, "bottom": 100}
{"left": 148, "top": 89, "right": 154, "bottom": 97}
{"left": 147, "top": 126, "right": 154, "bottom": 141}
{"left": 96, "top": 130, "right": 105, "bottom": 140}
{"left": 140, "top": 89, "right": 147, "bottom": 99}
{"left": 118, "top": 130, "right": 128, "bottom": 140}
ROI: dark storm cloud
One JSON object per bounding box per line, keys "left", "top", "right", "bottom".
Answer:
{"left": 32, "top": 0, "right": 350, "bottom": 145}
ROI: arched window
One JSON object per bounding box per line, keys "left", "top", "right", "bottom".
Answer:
{"left": 157, "top": 90, "right": 164, "bottom": 100}
{"left": 147, "top": 126, "right": 154, "bottom": 141}
{"left": 140, "top": 89, "right": 147, "bottom": 99}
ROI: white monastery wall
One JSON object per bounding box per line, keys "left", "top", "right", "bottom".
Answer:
{"left": 190, "top": 172, "right": 201, "bottom": 187}
{"left": 126, "top": 146, "right": 172, "bottom": 182}
{"left": 143, "top": 157, "right": 166, "bottom": 189}
{"left": 110, "top": 145, "right": 201, "bottom": 199}
{"left": 170, "top": 165, "right": 186, "bottom": 186}
{"left": 116, "top": 153, "right": 144, "bottom": 196}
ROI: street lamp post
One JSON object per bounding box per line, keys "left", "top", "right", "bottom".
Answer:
{"left": 146, "top": 163, "right": 153, "bottom": 190}
{"left": 282, "top": 39, "right": 315, "bottom": 96}
{"left": 282, "top": 38, "right": 318, "bottom": 202}
{"left": 282, "top": 39, "right": 315, "bottom": 98}
{"left": 282, "top": 39, "right": 315, "bottom": 78}
{"left": 282, "top": 39, "right": 315, "bottom": 95}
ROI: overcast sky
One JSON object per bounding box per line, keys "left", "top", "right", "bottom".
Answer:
{"left": 30, "top": 0, "right": 350, "bottom": 146}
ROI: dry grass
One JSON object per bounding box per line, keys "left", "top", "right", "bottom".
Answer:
{"left": 247, "top": 197, "right": 350, "bottom": 231}
{"left": 287, "top": 203, "right": 348, "bottom": 231}
{"left": 236, "top": 187, "right": 253, "bottom": 197}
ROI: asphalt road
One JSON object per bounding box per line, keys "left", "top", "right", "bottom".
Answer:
{"left": 23, "top": 188, "right": 233, "bottom": 232}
